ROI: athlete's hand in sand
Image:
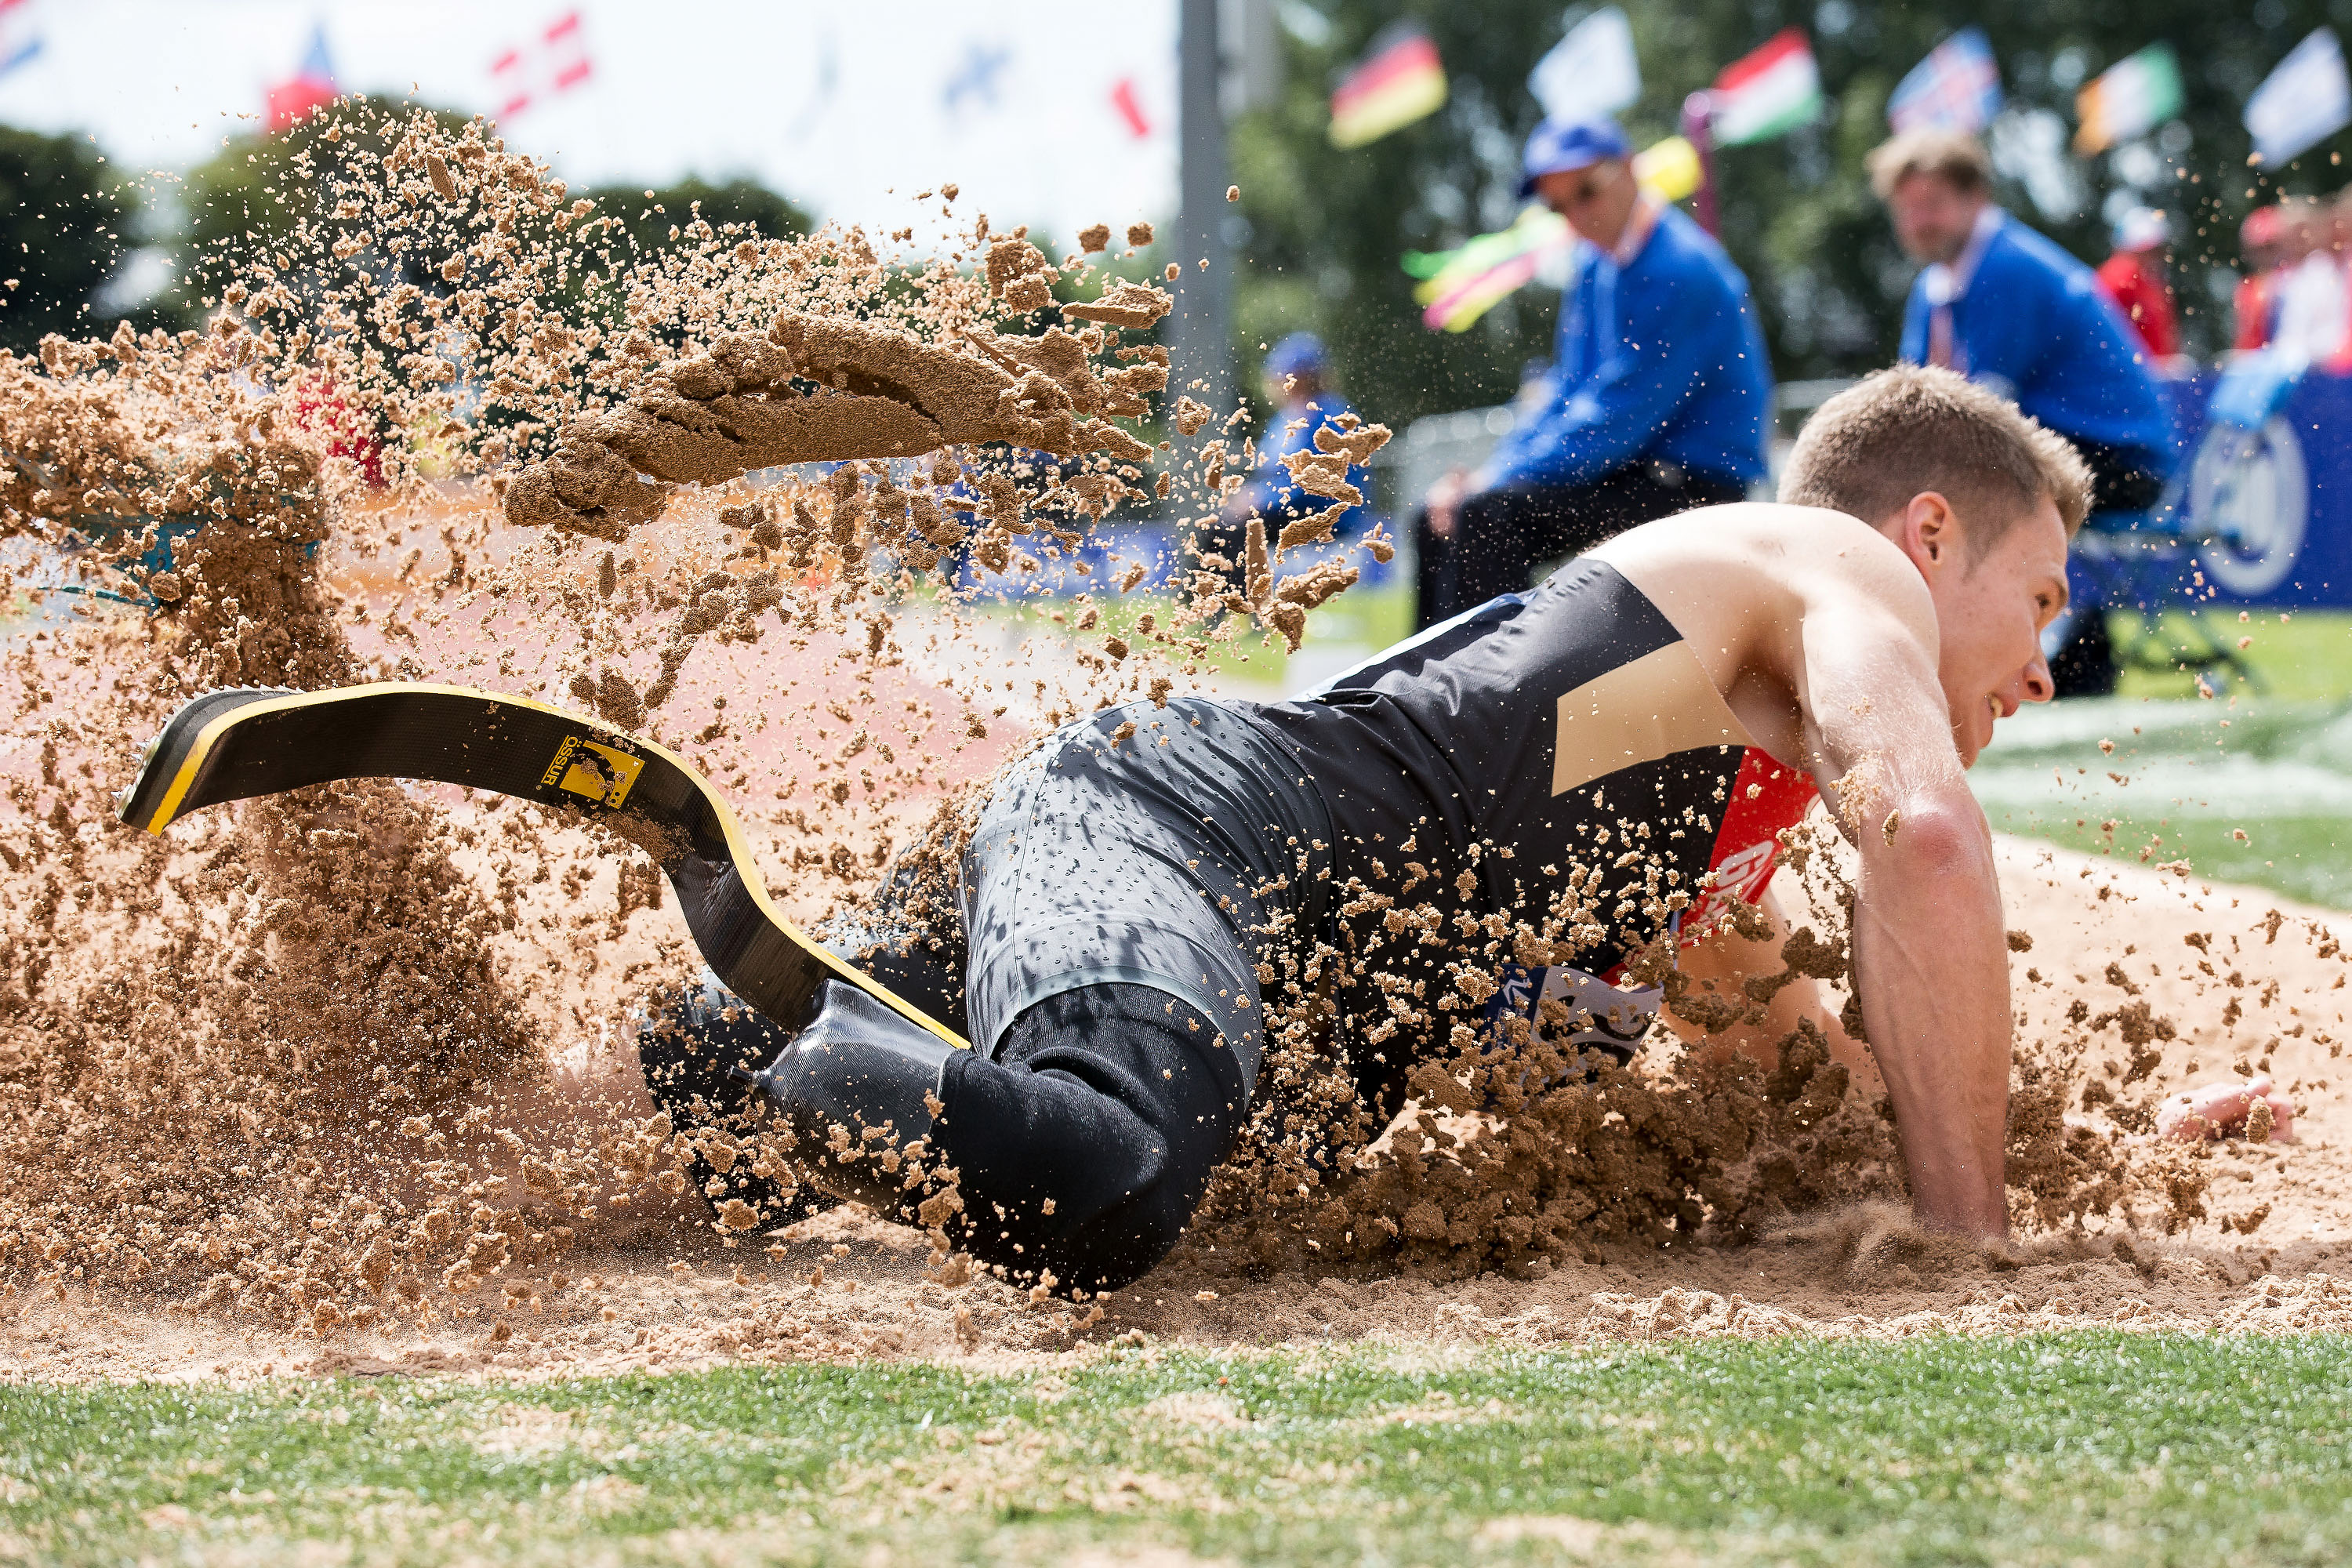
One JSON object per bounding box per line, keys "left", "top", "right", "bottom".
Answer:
{"left": 2156, "top": 1074, "right": 2296, "bottom": 1143}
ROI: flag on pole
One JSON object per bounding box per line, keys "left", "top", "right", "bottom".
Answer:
{"left": 1888, "top": 28, "right": 2002, "bottom": 134}
{"left": 0, "top": 0, "right": 45, "bottom": 81}
{"left": 490, "top": 11, "right": 593, "bottom": 121}
{"left": 2245, "top": 28, "right": 2352, "bottom": 168}
{"left": 266, "top": 24, "right": 337, "bottom": 133}
{"left": 1528, "top": 6, "right": 1640, "bottom": 125}
{"left": 1328, "top": 22, "right": 1446, "bottom": 148}
{"left": 2073, "top": 43, "right": 2183, "bottom": 155}
{"left": 1708, "top": 30, "right": 1821, "bottom": 147}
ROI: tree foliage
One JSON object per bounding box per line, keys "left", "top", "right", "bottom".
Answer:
{"left": 175, "top": 96, "right": 477, "bottom": 320}
{"left": 0, "top": 125, "right": 141, "bottom": 354}
{"left": 573, "top": 176, "right": 811, "bottom": 260}
{"left": 1233, "top": 0, "right": 2352, "bottom": 430}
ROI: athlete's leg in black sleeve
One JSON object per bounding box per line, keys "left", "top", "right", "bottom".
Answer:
{"left": 741, "top": 700, "right": 1312, "bottom": 1294}
{"left": 934, "top": 984, "right": 1248, "bottom": 1290}
{"left": 756, "top": 978, "right": 1248, "bottom": 1295}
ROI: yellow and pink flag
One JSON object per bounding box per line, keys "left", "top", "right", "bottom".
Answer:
{"left": 1403, "top": 139, "right": 1703, "bottom": 332}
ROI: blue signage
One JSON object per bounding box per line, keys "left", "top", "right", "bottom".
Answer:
{"left": 2085, "top": 369, "right": 2352, "bottom": 612}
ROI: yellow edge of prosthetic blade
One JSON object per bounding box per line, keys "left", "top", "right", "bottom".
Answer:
{"left": 137, "top": 680, "right": 968, "bottom": 1051}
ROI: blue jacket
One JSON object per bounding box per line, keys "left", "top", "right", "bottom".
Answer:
{"left": 1483, "top": 202, "right": 1771, "bottom": 492}
{"left": 1235, "top": 393, "right": 1374, "bottom": 530}
{"left": 1898, "top": 210, "right": 2170, "bottom": 474}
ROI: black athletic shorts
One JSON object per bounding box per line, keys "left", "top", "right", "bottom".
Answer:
{"left": 829, "top": 695, "right": 1334, "bottom": 1091}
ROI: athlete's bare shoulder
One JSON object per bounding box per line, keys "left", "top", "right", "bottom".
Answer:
{"left": 1589, "top": 502, "right": 1940, "bottom": 764}
{"left": 1592, "top": 502, "right": 1929, "bottom": 627}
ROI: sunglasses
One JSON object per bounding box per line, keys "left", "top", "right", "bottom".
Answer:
{"left": 1554, "top": 167, "right": 1620, "bottom": 207}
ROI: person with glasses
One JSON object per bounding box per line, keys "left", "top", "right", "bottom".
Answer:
{"left": 1413, "top": 118, "right": 1771, "bottom": 630}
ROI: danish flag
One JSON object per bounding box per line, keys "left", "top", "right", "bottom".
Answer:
{"left": 489, "top": 10, "right": 593, "bottom": 120}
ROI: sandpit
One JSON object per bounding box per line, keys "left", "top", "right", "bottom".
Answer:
{"left": 3, "top": 106, "right": 2346, "bottom": 1388}
{"left": 7, "top": 837, "right": 2348, "bottom": 1387}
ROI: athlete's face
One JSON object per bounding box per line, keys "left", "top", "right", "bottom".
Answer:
{"left": 1887, "top": 173, "right": 1985, "bottom": 267}
{"left": 1904, "top": 493, "right": 2068, "bottom": 766}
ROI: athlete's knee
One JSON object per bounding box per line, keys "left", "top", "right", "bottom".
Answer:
{"left": 933, "top": 985, "right": 1250, "bottom": 1293}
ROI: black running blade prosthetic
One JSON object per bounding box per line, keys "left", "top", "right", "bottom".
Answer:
{"left": 117, "top": 681, "right": 966, "bottom": 1051}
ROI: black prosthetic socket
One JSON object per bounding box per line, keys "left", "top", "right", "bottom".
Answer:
{"left": 653, "top": 975, "right": 1253, "bottom": 1294}
{"left": 750, "top": 980, "right": 959, "bottom": 1211}
{"left": 928, "top": 984, "right": 1250, "bottom": 1295}
{"left": 637, "top": 975, "right": 834, "bottom": 1229}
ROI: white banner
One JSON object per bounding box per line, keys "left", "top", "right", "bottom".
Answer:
{"left": 2246, "top": 27, "right": 2352, "bottom": 168}
{"left": 1528, "top": 6, "right": 1640, "bottom": 124}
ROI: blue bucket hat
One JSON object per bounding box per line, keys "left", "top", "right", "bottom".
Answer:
{"left": 1265, "top": 332, "right": 1330, "bottom": 382}
{"left": 1518, "top": 117, "right": 1632, "bottom": 198}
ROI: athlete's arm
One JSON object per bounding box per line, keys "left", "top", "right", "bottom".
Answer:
{"left": 1789, "top": 546, "right": 2012, "bottom": 1240}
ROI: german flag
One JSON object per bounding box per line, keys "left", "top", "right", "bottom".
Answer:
{"left": 1329, "top": 23, "right": 1447, "bottom": 149}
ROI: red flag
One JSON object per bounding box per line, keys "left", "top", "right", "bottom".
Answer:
{"left": 266, "top": 24, "right": 336, "bottom": 133}
{"left": 1109, "top": 77, "right": 1150, "bottom": 138}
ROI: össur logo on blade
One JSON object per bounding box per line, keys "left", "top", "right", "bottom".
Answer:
{"left": 542, "top": 735, "right": 644, "bottom": 808}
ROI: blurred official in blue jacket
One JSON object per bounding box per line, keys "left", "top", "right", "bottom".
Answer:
{"left": 1197, "top": 332, "right": 1373, "bottom": 590}
{"left": 1414, "top": 118, "right": 1772, "bottom": 629}
{"left": 1872, "top": 129, "right": 2172, "bottom": 695}
{"left": 1222, "top": 333, "right": 1373, "bottom": 530}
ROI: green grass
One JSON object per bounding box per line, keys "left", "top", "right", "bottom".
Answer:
{"left": 2115, "top": 609, "right": 2352, "bottom": 704}
{"left": 8, "top": 1335, "right": 2352, "bottom": 1565}
{"left": 1971, "top": 612, "right": 2352, "bottom": 910}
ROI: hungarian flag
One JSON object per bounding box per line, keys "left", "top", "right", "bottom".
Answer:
{"left": 1329, "top": 22, "right": 1446, "bottom": 149}
{"left": 1708, "top": 28, "right": 1820, "bottom": 146}
{"left": 266, "top": 24, "right": 336, "bottom": 133}
{"left": 2074, "top": 43, "right": 2182, "bottom": 155}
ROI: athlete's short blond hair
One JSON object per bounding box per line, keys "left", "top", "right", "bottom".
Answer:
{"left": 1779, "top": 365, "right": 2091, "bottom": 549}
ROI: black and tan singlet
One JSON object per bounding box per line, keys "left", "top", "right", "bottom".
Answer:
{"left": 1251, "top": 557, "right": 1819, "bottom": 1058}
